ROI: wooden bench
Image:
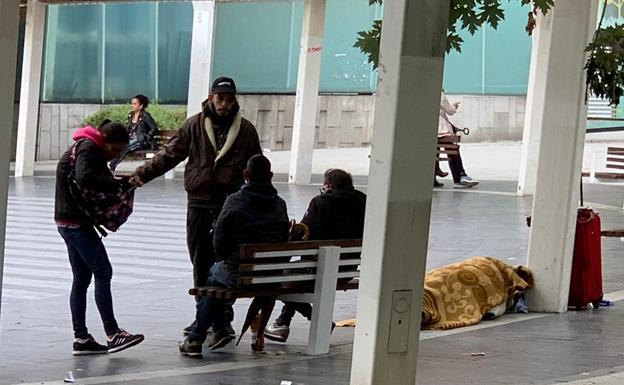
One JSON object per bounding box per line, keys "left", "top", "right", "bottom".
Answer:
{"left": 131, "top": 130, "right": 177, "bottom": 179}
{"left": 584, "top": 147, "right": 624, "bottom": 182}
{"left": 189, "top": 239, "right": 362, "bottom": 355}
{"left": 436, "top": 135, "right": 461, "bottom": 162}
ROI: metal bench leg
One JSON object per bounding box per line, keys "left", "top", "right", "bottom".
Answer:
{"left": 590, "top": 151, "right": 598, "bottom": 184}
{"left": 307, "top": 246, "right": 340, "bottom": 355}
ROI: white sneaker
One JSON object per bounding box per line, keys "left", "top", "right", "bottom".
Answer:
{"left": 264, "top": 323, "right": 290, "bottom": 343}
{"left": 459, "top": 176, "right": 479, "bottom": 187}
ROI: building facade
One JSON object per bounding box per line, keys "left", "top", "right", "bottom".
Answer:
{"left": 10, "top": 0, "right": 624, "bottom": 161}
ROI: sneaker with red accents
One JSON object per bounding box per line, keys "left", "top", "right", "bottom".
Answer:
{"left": 107, "top": 329, "right": 144, "bottom": 353}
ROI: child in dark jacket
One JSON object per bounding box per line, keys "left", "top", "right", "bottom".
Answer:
{"left": 55, "top": 121, "right": 144, "bottom": 356}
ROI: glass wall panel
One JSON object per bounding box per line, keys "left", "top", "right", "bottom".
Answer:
{"left": 42, "top": 5, "right": 102, "bottom": 102}
{"left": 319, "top": 0, "right": 380, "bottom": 93}
{"left": 158, "top": 2, "right": 193, "bottom": 103}
{"left": 103, "top": 3, "right": 156, "bottom": 103}
{"left": 213, "top": 2, "right": 297, "bottom": 93}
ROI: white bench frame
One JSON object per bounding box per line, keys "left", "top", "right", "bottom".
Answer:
{"left": 243, "top": 244, "right": 361, "bottom": 355}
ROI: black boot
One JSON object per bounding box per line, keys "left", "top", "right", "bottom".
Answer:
{"left": 435, "top": 161, "right": 449, "bottom": 178}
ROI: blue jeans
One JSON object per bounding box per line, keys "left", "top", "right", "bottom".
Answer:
{"left": 58, "top": 226, "right": 119, "bottom": 339}
{"left": 189, "top": 262, "right": 238, "bottom": 343}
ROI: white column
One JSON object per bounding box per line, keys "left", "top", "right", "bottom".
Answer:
{"left": 0, "top": 0, "right": 20, "bottom": 320}
{"left": 526, "top": 0, "right": 599, "bottom": 312}
{"left": 15, "top": 0, "right": 46, "bottom": 178}
{"left": 186, "top": 0, "right": 215, "bottom": 118}
{"left": 288, "top": 0, "right": 326, "bottom": 185}
{"left": 517, "top": 10, "right": 553, "bottom": 196}
{"left": 350, "top": 1, "right": 449, "bottom": 384}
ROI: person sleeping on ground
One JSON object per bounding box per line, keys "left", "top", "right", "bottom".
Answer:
{"left": 421, "top": 256, "right": 534, "bottom": 330}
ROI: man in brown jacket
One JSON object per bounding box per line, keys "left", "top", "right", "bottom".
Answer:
{"left": 131, "top": 77, "right": 261, "bottom": 346}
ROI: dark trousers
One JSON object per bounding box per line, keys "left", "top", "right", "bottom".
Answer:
{"left": 186, "top": 206, "right": 234, "bottom": 326}
{"left": 189, "top": 262, "right": 238, "bottom": 343}
{"left": 276, "top": 302, "right": 313, "bottom": 327}
{"left": 187, "top": 207, "right": 220, "bottom": 288}
{"left": 438, "top": 137, "right": 467, "bottom": 183}
{"left": 58, "top": 226, "right": 119, "bottom": 339}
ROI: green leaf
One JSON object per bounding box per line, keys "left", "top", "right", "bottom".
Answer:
{"left": 354, "top": 0, "right": 556, "bottom": 67}
{"left": 585, "top": 24, "right": 624, "bottom": 106}
{"left": 353, "top": 19, "right": 382, "bottom": 68}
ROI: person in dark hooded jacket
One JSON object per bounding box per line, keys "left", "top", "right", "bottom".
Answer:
{"left": 264, "top": 169, "right": 366, "bottom": 343}
{"left": 55, "top": 120, "right": 144, "bottom": 356}
{"left": 178, "top": 154, "right": 289, "bottom": 358}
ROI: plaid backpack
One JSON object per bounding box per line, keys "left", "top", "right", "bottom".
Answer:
{"left": 68, "top": 140, "right": 135, "bottom": 236}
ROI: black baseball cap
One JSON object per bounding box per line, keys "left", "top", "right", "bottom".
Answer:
{"left": 211, "top": 77, "right": 237, "bottom": 95}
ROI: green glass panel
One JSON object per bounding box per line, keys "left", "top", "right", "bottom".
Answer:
{"left": 482, "top": 1, "right": 532, "bottom": 95}
{"left": 319, "top": 0, "right": 380, "bottom": 93}
{"left": 443, "top": 29, "right": 484, "bottom": 95}
{"left": 212, "top": 2, "right": 297, "bottom": 93}
{"left": 157, "top": 2, "right": 193, "bottom": 104}
{"left": 42, "top": 5, "right": 102, "bottom": 102}
{"left": 103, "top": 3, "right": 156, "bottom": 103}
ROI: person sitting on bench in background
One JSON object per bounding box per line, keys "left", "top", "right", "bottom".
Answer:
{"left": 179, "top": 154, "right": 289, "bottom": 358}
{"left": 109, "top": 94, "right": 158, "bottom": 171}
{"left": 435, "top": 90, "right": 479, "bottom": 188}
{"left": 264, "top": 169, "right": 366, "bottom": 343}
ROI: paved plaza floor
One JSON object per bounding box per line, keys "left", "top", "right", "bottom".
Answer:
{"left": 3, "top": 144, "right": 624, "bottom": 384}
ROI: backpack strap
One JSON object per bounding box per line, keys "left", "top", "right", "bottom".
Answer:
{"left": 67, "top": 139, "right": 108, "bottom": 238}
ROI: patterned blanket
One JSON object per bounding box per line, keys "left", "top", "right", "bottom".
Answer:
{"left": 421, "top": 257, "right": 534, "bottom": 330}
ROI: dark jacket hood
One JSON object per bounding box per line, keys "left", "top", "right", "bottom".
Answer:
{"left": 239, "top": 182, "right": 279, "bottom": 209}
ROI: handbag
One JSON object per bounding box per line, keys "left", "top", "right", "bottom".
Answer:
{"left": 68, "top": 140, "right": 135, "bottom": 237}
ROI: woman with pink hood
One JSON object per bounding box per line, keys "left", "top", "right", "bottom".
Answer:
{"left": 54, "top": 120, "right": 144, "bottom": 356}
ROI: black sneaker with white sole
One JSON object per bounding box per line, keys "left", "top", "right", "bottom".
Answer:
{"left": 107, "top": 329, "right": 144, "bottom": 353}
{"left": 208, "top": 328, "right": 235, "bottom": 351}
{"left": 73, "top": 335, "right": 108, "bottom": 356}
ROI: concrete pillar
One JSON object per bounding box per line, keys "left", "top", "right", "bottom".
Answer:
{"left": 526, "top": 0, "right": 599, "bottom": 312}
{"left": 186, "top": 0, "right": 215, "bottom": 118}
{"left": 0, "top": 0, "right": 20, "bottom": 319}
{"left": 15, "top": 0, "right": 45, "bottom": 178}
{"left": 517, "top": 10, "right": 553, "bottom": 196}
{"left": 288, "top": 0, "right": 326, "bottom": 185}
{"left": 350, "top": 1, "right": 449, "bottom": 385}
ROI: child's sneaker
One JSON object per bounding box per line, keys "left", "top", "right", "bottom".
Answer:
{"left": 107, "top": 329, "right": 144, "bottom": 353}
{"left": 73, "top": 335, "right": 108, "bottom": 356}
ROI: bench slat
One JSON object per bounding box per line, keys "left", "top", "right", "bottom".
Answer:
{"left": 606, "top": 164, "right": 624, "bottom": 170}
{"left": 253, "top": 249, "right": 319, "bottom": 259}
{"left": 339, "top": 258, "right": 362, "bottom": 266}
{"left": 338, "top": 271, "right": 360, "bottom": 279}
{"left": 606, "top": 157, "right": 624, "bottom": 163}
{"left": 240, "top": 274, "right": 317, "bottom": 285}
{"left": 191, "top": 279, "right": 361, "bottom": 300}
{"left": 601, "top": 230, "right": 624, "bottom": 237}
{"left": 241, "top": 239, "right": 362, "bottom": 260}
{"left": 594, "top": 172, "right": 624, "bottom": 179}
{"left": 239, "top": 261, "right": 318, "bottom": 272}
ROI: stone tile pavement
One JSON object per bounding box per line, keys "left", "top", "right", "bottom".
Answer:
{"left": 2, "top": 151, "right": 624, "bottom": 384}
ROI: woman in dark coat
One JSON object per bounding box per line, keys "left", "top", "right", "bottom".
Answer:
{"left": 109, "top": 94, "right": 158, "bottom": 170}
